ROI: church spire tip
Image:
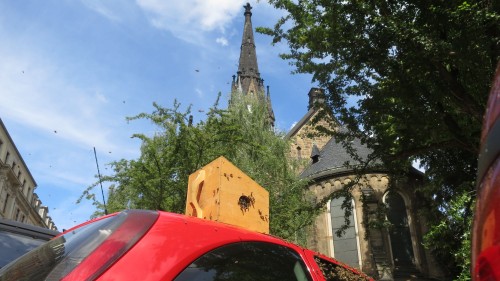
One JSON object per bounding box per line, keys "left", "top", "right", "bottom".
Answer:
{"left": 244, "top": 3, "right": 252, "bottom": 16}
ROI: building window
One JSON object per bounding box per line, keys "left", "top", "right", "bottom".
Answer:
{"left": 15, "top": 208, "right": 20, "bottom": 221}
{"left": 2, "top": 194, "right": 9, "bottom": 213}
{"left": 27, "top": 187, "right": 32, "bottom": 199}
{"left": 17, "top": 171, "right": 21, "bottom": 178}
{"left": 329, "top": 196, "right": 361, "bottom": 269}
{"left": 384, "top": 191, "right": 416, "bottom": 268}
{"left": 297, "top": 146, "right": 302, "bottom": 160}
{"left": 5, "top": 152, "right": 10, "bottom": 165}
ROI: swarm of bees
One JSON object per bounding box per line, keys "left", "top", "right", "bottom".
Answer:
{"left": 238, "top": 192, "right": 255, "bottom": 213}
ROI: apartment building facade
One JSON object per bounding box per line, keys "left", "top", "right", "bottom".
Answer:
{"left": 0, "top": 119, "right": 57, "bottom": 230}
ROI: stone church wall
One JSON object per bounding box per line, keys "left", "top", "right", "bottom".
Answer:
{"left": 305, "top": 173, "right": 445, "bottom": 280}
{"left": 289, "top": 111, "right": 333, "bottom": 169}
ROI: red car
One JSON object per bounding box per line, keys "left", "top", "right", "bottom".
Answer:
{"left": 0, "top": 209, "right": 372, "bottom": 281}
{"left": 472, "top": 63, "right": 500, "bottom": 280}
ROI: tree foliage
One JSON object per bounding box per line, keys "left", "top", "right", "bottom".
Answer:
{"left": 79, "top": 94, "right": 317, "bottom": 242}
{"left": 259, "top": 0, "right": 499, "bottom": 277}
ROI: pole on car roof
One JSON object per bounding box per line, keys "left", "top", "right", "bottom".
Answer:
{"left": 93, "top": 147, "right": 108, "bottom": 215}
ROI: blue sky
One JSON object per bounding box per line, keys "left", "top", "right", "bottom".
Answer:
{"left": 0, "top": 0, "right": 317, "bottom": 230}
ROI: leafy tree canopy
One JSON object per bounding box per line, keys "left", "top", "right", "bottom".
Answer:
{"left": 259, "top": 0, "right": 499, "bottom": 278}
{"left": 79, "top": 94, "right": 317, "bottom": 242}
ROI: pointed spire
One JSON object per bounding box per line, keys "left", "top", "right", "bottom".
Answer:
{"left": 237, "top": 3, "right": 261, "bottom": 95}
{"left": 229, "top": 3, "right": 275, "bottom": 128}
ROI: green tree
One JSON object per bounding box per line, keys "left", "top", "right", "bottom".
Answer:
{"left": 79, "top": 94, "right": 316, "bottom": 242}
{"left": 259, "top": 0, "right": 499, "bottom": 278}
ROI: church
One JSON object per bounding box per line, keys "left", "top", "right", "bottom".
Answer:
{"left": 230, "top": 3, "right": 443, "bottom": 280}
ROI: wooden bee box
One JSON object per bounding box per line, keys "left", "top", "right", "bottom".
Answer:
{"left": 185, "top": 156, "right": 269, "bottom": 234}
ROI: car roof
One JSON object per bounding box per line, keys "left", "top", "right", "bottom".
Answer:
{"left": 158, "top": 210, "right": 297, "bottom": 244}
{"left": 0, "top": 218, "right": 59, "bottom": 240}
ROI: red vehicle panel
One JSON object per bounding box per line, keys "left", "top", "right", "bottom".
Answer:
{"left": 0, "top": 210, "right": 373, "bottom": 281}
{"left": 472, "top": 63, "right": 500, "bottom": 280}
{"left": 97, "top": 212, "right": 296, "bottom": 280}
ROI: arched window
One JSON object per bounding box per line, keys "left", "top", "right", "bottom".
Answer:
{"left": 329, "top": 197, "right": 361, "bottom": 269}
{"left": 384, "top": 191, "right": 415, "bottom": 268}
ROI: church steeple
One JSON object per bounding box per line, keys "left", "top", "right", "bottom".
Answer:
{"left": 231, "top": 3, "right": 275, "bottom": 127}
{"left": 237, "top": 2, "right": 260, "bottom": 90}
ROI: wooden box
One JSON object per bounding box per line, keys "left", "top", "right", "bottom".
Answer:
{"left": 185, "top": 156, "right": 269, "bottom": 234}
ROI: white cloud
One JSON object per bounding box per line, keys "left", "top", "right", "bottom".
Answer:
{"left": 195, "top": 88, "right": 203, "bottom": 98}
{"left": 81, "top": 0, "right": 122, "bottom": 22}
{"left": 95, "top": 91, "right": 108, "bottom": 103}
{"left": 216, "top": 37, "right": 229, "bottom": 46}
{"left": 136, "top": 0, "right": 246, "bottom": 44}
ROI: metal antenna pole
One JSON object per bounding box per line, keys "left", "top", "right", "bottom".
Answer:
{"left": 93, "top": 147, "right": 108, "bottom": 215}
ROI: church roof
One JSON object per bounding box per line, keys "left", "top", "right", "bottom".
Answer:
{"left": 300, "top": 134, "right": 378, "bottom": 180}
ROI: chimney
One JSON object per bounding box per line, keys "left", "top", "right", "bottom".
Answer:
{"left": 308, "top": 88, "right": 326, "bottom": 110}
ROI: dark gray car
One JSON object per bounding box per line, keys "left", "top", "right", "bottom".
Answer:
{"left": 0, "top": 218, "right": 59, "bottom": 268}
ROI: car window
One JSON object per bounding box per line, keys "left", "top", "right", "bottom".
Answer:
{"left": 0, "top": 219, "right": 59, "bottom": 269}
{"left": 174, "top": 242, "right": 313, "bottom": 281}
{"left": 0, "top": 231, "right": 47, "bottom": 269}
{"left": 0, "top": 215, "right": 116, "bottom": 281}
{"left": 314, "top": 256, "right": 368, "bottom": 281}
